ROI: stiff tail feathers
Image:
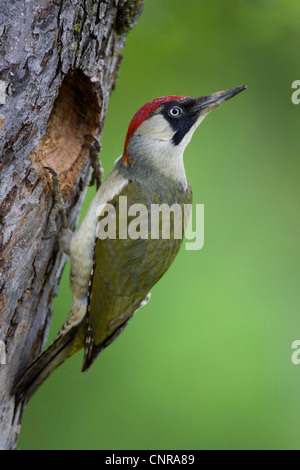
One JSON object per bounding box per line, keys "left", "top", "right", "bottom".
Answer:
{"left": 12, "top": 325, "right": 80, "bottom": 423}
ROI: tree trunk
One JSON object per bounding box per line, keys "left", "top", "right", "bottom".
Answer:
{"left": 0, "top": 0, "right": 144, "bottom": 450}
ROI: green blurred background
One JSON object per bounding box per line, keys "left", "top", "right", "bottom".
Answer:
{"left": 19, "top": 0, "right": 300, "bottom": 450}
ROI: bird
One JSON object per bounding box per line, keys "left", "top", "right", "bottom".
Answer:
{"left": 13, "top": 86, "right": 246, "bottom": 414}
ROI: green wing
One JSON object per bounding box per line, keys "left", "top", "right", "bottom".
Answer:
{"left": 82, "top": 179, "right": 192, "bottom": 370}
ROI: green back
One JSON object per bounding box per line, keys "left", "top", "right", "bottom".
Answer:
{"left": 84, "top": 177, "right": 192, "bottom": 368}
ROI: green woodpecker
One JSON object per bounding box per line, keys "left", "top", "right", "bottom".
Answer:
{"left": 13, "top": 86, "right": 246, "bottom": 412}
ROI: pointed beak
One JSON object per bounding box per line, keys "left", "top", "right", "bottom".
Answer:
{"left": 193, "top": 86, "right": 247, "bottom": 113}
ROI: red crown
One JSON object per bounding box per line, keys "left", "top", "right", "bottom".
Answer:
{"left": 123, "top": 95, "right": 186, "bottom": 165}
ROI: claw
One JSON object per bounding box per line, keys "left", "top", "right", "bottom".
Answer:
{"left": 43, "top": 166, "right": 58, "bottom": 177}
{"left": 43, "top": 166, "right": 68, "bottom": 237}
{"left": 84, "top": 134, "right": 101, "bottom": 152}
{"left": 83, "top": 135, "right": 103, "bottom": 190}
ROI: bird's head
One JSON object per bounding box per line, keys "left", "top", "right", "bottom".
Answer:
{"left": 123, "top": 86, "right": 246, "bottom": 181}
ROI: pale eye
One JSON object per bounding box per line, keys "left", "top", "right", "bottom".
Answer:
{"left": 169, "top": 106, "right": 182, "bottom": 117}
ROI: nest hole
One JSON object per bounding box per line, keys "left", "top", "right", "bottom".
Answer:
{"left": 39, "top": 70, "right": 101, "bottom": 191}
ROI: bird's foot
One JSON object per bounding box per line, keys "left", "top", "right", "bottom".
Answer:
{"left": 43, "top": 166, "right": 73, "bottom": 256}
{"left": 83, "top": 135, "right": 103, "bottom": 190}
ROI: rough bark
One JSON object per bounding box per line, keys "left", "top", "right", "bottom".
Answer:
{"left": 0, "top": 0, "right": 144, "bottom": 450}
